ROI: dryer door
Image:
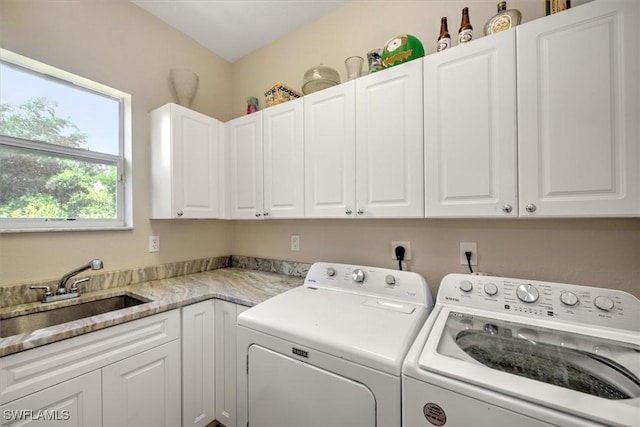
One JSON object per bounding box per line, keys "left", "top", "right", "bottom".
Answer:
{"left": 248, "top": 344, "right": 376, "bottom": 427}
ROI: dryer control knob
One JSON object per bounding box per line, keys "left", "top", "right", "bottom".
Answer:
{"left": 484, "top": 282, "right": 498, "bottom": 296}
{"left": 516, "top": 283, "right": 539, "bottom": 303}
{"left": 560, "top": 291, "right": 579, "bottom": 306}
{"left": 385, "top": 275, "right": 396, "bottom": 285}
{"left": 352, "top": 269, "right": 365, "bottom": 283}
{"left": 326, "top": 267, "right": 336, "bottom": 277}
{"left": 594, "top": 296, "right": 615, "bottom": 312}
{"left": 459, "top": 280, "right": 473, "bottom": 293}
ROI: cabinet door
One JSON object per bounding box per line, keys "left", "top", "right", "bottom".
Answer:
{"left": 263, "top": 99, "right": 304, "bottom": 218}
{"left": 517, "top": 0, "right": 640, "bottom": 216}
{"left": 304, "top": 82, "right": 357, "bottom": 218}
{"left": 182, "top": 301, "right": 216, "bottom": 427}
{"left": 355, "top": 59, "right": 424, "bottom": 217}
{"left": 424, "top": 29, "right": 518, "bottom": 217}
{"left": 227, "top": 113, "right": 264, "bottom": 219}
{"left": 103, "top": 340, "right": 181, "bottom": 427}
{"left": 150, "top": 103, "right": 220, "bottom": 219}
{"left": 214, "top": 301, "right": 247, "bottom": 427}
{"left": 0, "top": 371, "right": 101, "bottom": 427}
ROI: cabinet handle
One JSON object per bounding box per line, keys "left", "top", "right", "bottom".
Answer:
{"left": 345, "top": 209, "right": 352, "bottom": 215}
{"left": 177, "top": 211, "right": 183, "bottom": 217}
{"left": 525, "top": 203, "right": 537, "bottom": 213}
{"left": 263, "top": 212, "right": 269, "bottom": 217}
{"left": 357, "top": 209, "right": 364, "bottom": 215}
{"left": 255, "top": 212, "right": 262, "bottom": 217}
{"left": 502, "top": 204, "right": 513, "bottom": 214}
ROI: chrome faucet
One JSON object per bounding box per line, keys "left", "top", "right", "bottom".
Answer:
{"left": 31, "top": 259, "right": 104, "bottom": 303}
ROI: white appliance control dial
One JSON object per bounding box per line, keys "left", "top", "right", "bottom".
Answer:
{"left": 516, "top": 283, "right": 539, "bottom": 303}
{"left": 352, "top": 269, "right": 365, "bottom": 283}
{"left": 385, "top": 275, "right": 396, "bottom": 285}
{"left": 459, "top": 280, "right": 473, "bottom": 293}
{"left": 484, "top": 283, "right": 498, "bottom": 296}
{"left": 594, "top": 296, "right": 615, "bottom": 312}
{"left": 326, "top": 267, "right": 336, "bottom": 277}
{"left": 560, "top": 291, "right": 579, "bottom": 306}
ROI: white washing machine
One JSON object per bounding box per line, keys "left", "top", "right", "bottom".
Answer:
{"left": 402, "top": 274, "right": 640, "bottom": 427}
{"left": 237, "top": 262, "right": 434, "bottom": 427}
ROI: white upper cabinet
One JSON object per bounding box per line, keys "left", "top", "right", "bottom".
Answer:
{"left": 263, "top": 99, "right": 305, "bottom": 218}
{"left": 227, "top": 99, "right": 304, "bottom": 219}
{"left": 355, "top": 59, "right": 425, "bottom": 218}
{"left": 227, "top": 112, "right": 264, "bottom": 219}
{"left": 517, "top": 0, "right": 639, "bottom": 217}
{"left": 424, "top": 29, "right": 518, "bottom": 218}
{"left": 150, "top": 103, "right": 222, "bottom": 219}
{"left": 304, "top": 81, "right": 357, "bottom": 218}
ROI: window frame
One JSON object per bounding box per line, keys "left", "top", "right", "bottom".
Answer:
{"left": 0, "top": 49, "right": 133, "bottom": 232}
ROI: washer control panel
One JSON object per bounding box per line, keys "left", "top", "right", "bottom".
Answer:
{"left": 304, "top": 262, "right": 434, "bottom": 307}
{"left": 438, "top": 274, "right": 639, "bottom": 331}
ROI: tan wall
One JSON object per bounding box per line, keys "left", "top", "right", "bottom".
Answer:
{"left": 2, "top": 0, "right": 638, "bottom": 299}
{"left": 230, "top": 0, "right": 546, "bottom": 118}
{"left": 229, "top": 0, "right": 640, "bottom": 297}
{"left": 0, "top": 0, "right": 234, "bottom": 285}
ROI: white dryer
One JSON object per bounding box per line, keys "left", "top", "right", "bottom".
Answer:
{"left": 402, "top": 274, "right": 640, "bottom": 427}
{"left": 237, "top": 262, "right": 434, "bottom": 427}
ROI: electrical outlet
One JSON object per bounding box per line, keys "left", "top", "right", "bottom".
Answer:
{"left": 149, "top": 236, "right": 160, "bottom": 253}
{"left": 460, "top": 242, "right": 477, "bottom": 266}
{"left": 391, "top": 241, "right": 411, "bottom": 260}
{"left": 291, "top": 235, "right": 300, "bottom": 251}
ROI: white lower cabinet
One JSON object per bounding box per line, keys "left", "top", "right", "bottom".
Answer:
{"left": 0, "top": 370, "right": 102, "bottom": 427}
{"left": 214, "top": 300, "right": 248, "bottom": 427}
{"left": 182, "top": 300, "right": 216, "bottom": 427}
{"left": 103, "top": 340, "right": 181, "bottom": 427}
{"left": 0, "top": 311, "right": 180, "bottom": 427}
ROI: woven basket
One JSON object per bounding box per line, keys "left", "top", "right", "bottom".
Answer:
{"left": 264, "top": 82, "right": 302, "bottom": 107}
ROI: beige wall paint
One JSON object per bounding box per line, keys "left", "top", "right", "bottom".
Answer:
{"left": 0, "top": 0, "right": 234, "bottom": 285}
{"left": 231, "top": 0, "right": 546, "bottom": 118}
{"left": 229, "top": 0, "right": 640, "bottom": 297}
{"left": 1, "top": 0, "right": 638, "bottom": 299}
{"left": 230, "top": 219, "right": 640, "bottom": 297}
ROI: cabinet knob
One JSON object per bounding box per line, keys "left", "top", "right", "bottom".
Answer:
{"left": 502, "top": 204, "right": 513, "bottom": 214}
{"left": 525, "top": 203, "right": 537, "bottom": 213}
{"left": 357, "top": 209, "right": 364, "bottom": 215}
{"left": 263, "top": 212, "right": 269, "bottom": 217}
{"left": 177, "top": 211, "right": 183, "bottom": 217}
{"left": 345, "top": 209, "right": 353, "bottom": 215}
{"left": 255, "top": 212, "right": 262, "bottom": 217}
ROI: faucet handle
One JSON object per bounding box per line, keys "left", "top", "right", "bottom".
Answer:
{"left": 69, "top": 277, "right": 89, "bottom": 293}
{"left": 30, "top": 286, "right": 53, "bottom": 300}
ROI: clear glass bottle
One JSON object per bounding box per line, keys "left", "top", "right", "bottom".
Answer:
{"left": 437, "top": 17, "right": 451, "bottom": 52}
{"left": 458, "top": 7, "right": 473, "bottom": 44}
{"left": 484, "top": 2, "right": 522, "bottom": 36}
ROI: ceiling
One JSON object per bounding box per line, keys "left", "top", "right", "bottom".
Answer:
{"left": 131, "top": 0, "right": 347, "bottom": 63}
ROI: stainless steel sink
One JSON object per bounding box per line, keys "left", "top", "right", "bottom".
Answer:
{"left": 0, "top": 294, "right": 150, "bottom": 338}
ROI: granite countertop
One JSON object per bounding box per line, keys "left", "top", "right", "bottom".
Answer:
{"left": 0, "top": 260, "right": 306, "bottom": 357}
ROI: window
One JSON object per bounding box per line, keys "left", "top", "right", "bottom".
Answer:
{"left": 0, "top": 49, "right": 132, "bottom": 231}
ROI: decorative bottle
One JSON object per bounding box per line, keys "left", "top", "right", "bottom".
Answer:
{"left": 458, "top": 7, "right": 473, "bottom": 44}
{"left": 437, "top": 17, "right": 451, "bottom": 52}
{"left": 483, "top": 2, "right": 522, "bottom": 36}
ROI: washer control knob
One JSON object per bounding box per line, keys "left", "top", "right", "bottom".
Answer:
{"left": 484, "top": 282, "right": 498, "bottom": 296}
{"left": 516, "top": 283, "right": 539, "bottom": 303}
{"left": 326, "top": 267, "right": 336, "bottom": 277}
{"left": 459, "top": 280, "right": 473, "bottom": 293}
{"left": 385, "top": 275, "right": 396, "bottom": 285}
{"left": 560, "top": 291, "right": 579, "bottom": 307}
{"left": 594, "top": 296, "right": 615, "bottom": 312}
{"left": 352, "top": 269, "right": 365, "bottom": 283}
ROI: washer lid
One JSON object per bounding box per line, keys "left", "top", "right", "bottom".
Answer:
{"left": 238, "top": 285, "right": 429, "bottom": 376}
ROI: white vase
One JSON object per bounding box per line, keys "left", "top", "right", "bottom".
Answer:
{"left": 170, "top": 68, "right": 199, "bottom": 108}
